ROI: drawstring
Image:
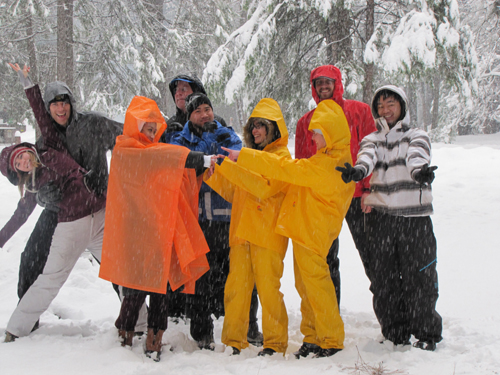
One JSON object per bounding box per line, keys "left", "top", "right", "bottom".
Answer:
{"left": 420, "top": 258, "right": 437, "bottom": 272}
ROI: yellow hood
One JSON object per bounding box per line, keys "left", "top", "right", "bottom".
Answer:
{"left": 308, "top": 99, "right": 350, "bottom": 151}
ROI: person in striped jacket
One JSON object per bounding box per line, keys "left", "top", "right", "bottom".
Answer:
{"left": 336, "top": 85, "right": 442, "bottom": 352}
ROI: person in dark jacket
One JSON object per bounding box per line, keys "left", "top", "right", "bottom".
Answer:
{"left": 2, "top": 63, "right": 128, "bottom": 341}
{"left": 170, "top": 93, "right": 263, "bottom": 349}
{"left": 160, "top": 74, "right": 227, "bottom": 144}
{"left": 1, "top": 140, "right": 106, "bottom": 341}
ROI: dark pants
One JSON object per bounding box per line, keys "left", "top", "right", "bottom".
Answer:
{"left": 115, "top": 289, "right": 168, "bottom": 332}
{"left": 17, "top": 209, "right": 58, "bottom": 299}
{"left": 368, "top": 211, "right": 442, "bottom": 344}
{"left": 326, "top": 197, "right": 371, "bottom": 306}
{"left": 186, "top": 220, "right": 259, "bottom": 342}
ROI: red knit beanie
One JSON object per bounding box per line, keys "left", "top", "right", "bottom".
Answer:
{"left": 9, "top": 145, "right": 35, "bottom": 172}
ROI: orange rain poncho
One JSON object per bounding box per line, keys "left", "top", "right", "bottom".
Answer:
{"left": 99, "top": 96, "right": 209, "bottom": 294}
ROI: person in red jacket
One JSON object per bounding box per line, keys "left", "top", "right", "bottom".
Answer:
{"left": 295, "top": 65, "right": 377, "bottom": 304}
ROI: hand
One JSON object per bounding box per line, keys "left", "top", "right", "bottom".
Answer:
{"left": 36, "top": 182, "right": 62, "bottom": 213}
{"left": 335, "top": 163, "right": 365, "bottom": 183}
{"left": 8, "top": 63, "right": 29, "bottom": 78}
{"left": 413, "top": 164, "right": 437, "bottom": 184}
{"left": 207, "top": 156, "right": 217, "bottom": 178}
{"left": 360, "top": 192, "right": 372, "bottom": 214}
{"left": 221, "top": 147, "right": 240, "bottom": 162}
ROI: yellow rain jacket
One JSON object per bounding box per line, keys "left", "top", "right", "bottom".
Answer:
{"left": 237, "top": 99, "right": 355, "bottom": 256}
{"left": 205, "top": 98, "right": 290, "bottom": 254}
{"left": 99, "top": 96, "right": 209, "bottom": 294}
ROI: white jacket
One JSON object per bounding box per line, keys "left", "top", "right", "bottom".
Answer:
{"left": 356, "top": 85, "right": 433, "bottom": 217}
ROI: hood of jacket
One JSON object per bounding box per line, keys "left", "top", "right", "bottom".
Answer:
{"left": 308, "top": 99, "right": 351, "bottom": 152}
{"left": 43, "top": 81, "right": 78, "bottom": 124}
{"left": 243, "top": 98, "right": 289, "bottom": 151}
{"left": 123, "top": 96, "right": 167, "bottom": 145}
{"left": 371, "top": 85, "right": 410, "bottom": 132}
{"left": 0, "top": 142, "right": 38, "bottom": 186}
{"left": 310, "top": 65, "right": 345, "bottom": 107}
{"left": 168, "top": 74, "right": 207, "bottom": 123}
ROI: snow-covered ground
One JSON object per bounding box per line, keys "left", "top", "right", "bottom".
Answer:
{"left": 1, "top": 128, "right": 499, "bottom": 375}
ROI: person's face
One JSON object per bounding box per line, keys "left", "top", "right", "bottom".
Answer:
{"left": 49, "top": 101, "right": 71, "bottom": 126}
{"left": 140, "top": 122, "right": 157, "bottom": 142}
{"left": 377, "top": 95, "right": 402, "bottom": 128}
{"left": 14, "top": 151, "right": 34, "bottom": 173}
{"left": 312, "top": 132, "right": 326, "bottom": 150}
{"left": 190, "top": 104, "right": 214, "bottom": 128}
{"left": 252, "top": 120, "right": 268, "bottom": 145}
{"left": 174, "top": 81, "right": 193, "bottom": 112}
{"left": 315, "top": 78, "right": 335, "bottom": 101}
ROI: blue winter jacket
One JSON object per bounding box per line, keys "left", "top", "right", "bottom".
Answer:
{"left": 170, "top": 120, "right": 242, "bottom": 222}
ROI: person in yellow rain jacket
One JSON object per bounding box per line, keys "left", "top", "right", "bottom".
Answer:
{"left": 223, "top": 99, "right": 355, "bottom": 358}
{"left": 205, "top": 98, "right": 290, "bottom": 356}
{"left": 99, "top": 96, "right": 211, "bottom": 361}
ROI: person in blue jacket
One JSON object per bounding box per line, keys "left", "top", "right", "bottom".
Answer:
{"left": 170, "top": 93, "right": 260, "bottom": 349}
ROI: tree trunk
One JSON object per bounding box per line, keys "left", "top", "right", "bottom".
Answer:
{"left": 57, "top": 0, "right": 73, "bottom": 88}
{"left": 363, "top": 0, "right": 375, "bottom": 104}
{"left": 431, "top": 75, "right": 441, "bottom": 130}
{"left": 326, "top": 1, "right": 353, "bottom": 65}
{"left": 26, "top": 13, "right": 41, "bottom": 139}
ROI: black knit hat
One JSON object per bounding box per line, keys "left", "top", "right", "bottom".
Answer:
{"left": 186, "top": 93, "right": 213, "bottom": 120}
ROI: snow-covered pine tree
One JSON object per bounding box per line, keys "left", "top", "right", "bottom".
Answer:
{"left": 365, "top": 0, "right": 478, "bottom": 141}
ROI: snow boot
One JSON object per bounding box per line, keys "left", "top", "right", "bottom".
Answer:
{"left": 258, "top": 348, "right": 276, "bottom": 357}
{"left": 293, "top": 342, "right": 321, "bottom": 359}
{"left": 145, "top": 328, "right": 164, "bottom": 362}
{"left": 118, "top": 329, "right": 134, "bottom": 347}
{"left": 413, "top": 340, "right": 436, "bottom": 351}
{"left": 247, "top": 322, "right": 263, "bottom": 347}
{"left": 4, "top": 331, "right": 18, "bottom": 343}
{"left": 313, "top": 348, "right": 342, "bottom": 358}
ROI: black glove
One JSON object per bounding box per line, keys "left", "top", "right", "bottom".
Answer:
{"left": 166, "top": 122, "right": 184, "bottom": 133}
{"left": 202, "top": 121, "right": 218, "bottom": 133}
{"left": 216, "top": 133, "right": 230, "bottom": 143}
{"left": 36, "top": 182, "right": 62, "bottom": 213}
{"left": 84, "top": 170, "right": 105, "bottom": 196}
{"left": 335, "top": 163, "right": 365, "bottom": 183}
{"left": 413, "top": 164, "right": 437, "bottom": 184}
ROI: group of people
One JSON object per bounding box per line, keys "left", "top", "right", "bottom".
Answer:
{"left": 0, "top": 62, "right": 442, "bottom": 362}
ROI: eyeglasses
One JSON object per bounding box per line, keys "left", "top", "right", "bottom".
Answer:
{"left": 252, "top": 121, "right": 266, "bottom": 130}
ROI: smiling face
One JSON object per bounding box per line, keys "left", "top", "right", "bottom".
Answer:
{"left": 49, "top": 101, "right": 71, "bottom": 126}
{"left": 140, "top": 122, "right": 158, "bottom": 142}
{"left": 377, "top": 95, "right": 402, "bottom": 128}
{"left": 252, "top": 120, "right": 268, "bottom": 145}
{"left": 174, "top": 81, "right": 194, "bottom": 112}
{"left": 14, "top": 151, "right": 35, "bottom": 173}
{"left": 315, "top": 77, "right": 335, "bottom": 101}
{"left": 190, "top": 104, "right": 214, "bottom": 128}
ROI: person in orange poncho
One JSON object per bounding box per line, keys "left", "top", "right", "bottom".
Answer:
{"left": 99, "top": 96, "right": 212, "bottom": 361}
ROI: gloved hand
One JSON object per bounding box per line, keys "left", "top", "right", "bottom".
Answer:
{"left": 166, "top": 122, "right": 184, "bottom": 133}
{"left": 84, "top": 170, "right": 105, "bottom": 196}
{"left": 335, "top": 163, "right": 365, "bottom": 183}
{"left": 36, "top": 182, "right": 62, "bottom": 212}
{"left": 413, "top": 164, "right": 437, "bottom": 184}
{"left": 202, "top": 121, "right": 218, "bottom": 133}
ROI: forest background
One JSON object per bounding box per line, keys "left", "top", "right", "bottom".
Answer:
{"left": 0, "top": 0, "right": 498, "bottom": 141}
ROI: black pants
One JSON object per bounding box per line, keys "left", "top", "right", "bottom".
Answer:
{"left": 326, "top": 197, "right": 372, "bottom": 306}
{"left": 115, "top": 290, "right": 168, "bottom": 332}
{"left": 186, "top": 220, "right": 259, "bottom": 342}
{"left": 368, "top": 211, "right": 442, "bottom": 344}
{"left": 17, "top": 209, "right": 58, "bottom": 299}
